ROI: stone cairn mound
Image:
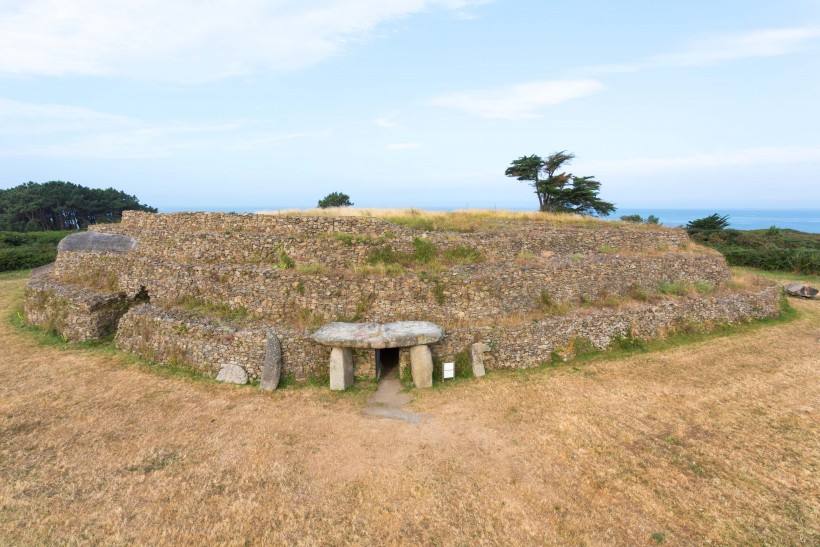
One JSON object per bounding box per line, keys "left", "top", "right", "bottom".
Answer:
{"left": 24, "top": 211, "right": 782, "bottom": 389}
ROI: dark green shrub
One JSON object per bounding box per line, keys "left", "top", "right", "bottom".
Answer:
{"left": 0, "top": 230, "right": 73, "bottom": 272}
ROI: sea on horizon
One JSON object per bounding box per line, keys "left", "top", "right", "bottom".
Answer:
{"left": 159, "top": 206, "right": 820, "bottom": 234}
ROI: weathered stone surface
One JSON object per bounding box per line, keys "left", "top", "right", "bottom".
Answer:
{"left": 329, "top": 347, "right": 354, "bottom": 390}
{"left": 470, "top": 342, "right": 491, "bottom": 377}
{"left": 784, "top": 283, "right": 818, "bottom": 298}
{"left": 30, "top": 262, "right": 55, "bottom": 278}
{"left": 216, "top": 363, "right": 248, "bottom": 384}
{"left": 409, "top": 344, "right": 433, "bottom": 389}
{"left": 24, "top": 278, "right": 129, "bottom": 342}
{"left": 260, "top": 330, "right": 282, "bottom": 391}
{"left": 313, "top": 321, "right": 445, "bottom": 349}
{"left": 58, "top": 231, "right": 137, "bottom": 253}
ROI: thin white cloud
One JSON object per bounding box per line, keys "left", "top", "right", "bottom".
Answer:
{"left": 0, "top": 98, "right": 331, "bottom": 158}
{"left": 580, "top": 145, "right": 820, "bottom": 174}
{"left": 375, "top": 114, "right": 401, "bottom": 128}
{"left": 386, "top": 142, "right": 424, "bottom": 150}
{"left": 0, "top": 0, "right": 487, "bottom": 82}
{"left": 430, "top": 80, "right": 603, "bottom": 120}
{"left": 587, "top": 27, "right": 820, "bottom": 74}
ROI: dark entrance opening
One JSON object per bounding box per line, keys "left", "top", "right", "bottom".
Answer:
{"left": 375, "top": 347, "right": 400, "bottom": 382}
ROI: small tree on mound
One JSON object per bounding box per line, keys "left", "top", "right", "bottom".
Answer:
{"left": 317, "top": 192, "right": 353, "bottom": 208}
{"left": 505, "top": 151, "right": 614, "bottom": 216}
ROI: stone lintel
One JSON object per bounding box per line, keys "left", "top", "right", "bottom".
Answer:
{"left": 312, "top": 321, "right": 444, "bottom": 349}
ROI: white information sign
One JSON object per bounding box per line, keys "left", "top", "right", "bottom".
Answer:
{"left": 443, "top": 362, "right": 455, "bottom": 379}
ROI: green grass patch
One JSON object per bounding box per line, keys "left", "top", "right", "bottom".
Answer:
{"left": 443, "top": 245, "right": 482, "bottom": 264}
{"left": 367, "top": 237, "right": 439, "bottom": 268}
{"left": 731, "top": 266, "right": 820, "bottom": 286}
{"left": 0, "top": 268, "right": 33, "bottom": 281}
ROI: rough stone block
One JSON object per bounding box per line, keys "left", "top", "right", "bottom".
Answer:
{"left": 470, "top": 342, "right": 491, "bottom": 377}
{"left": 409, "top": 344, "right": 433, "bottom": 389}
{"left": 216, "top": 363, "right": 248, "bottom": 384}
{"left": 329, "top": 347, "right": 354, "bottom": 390}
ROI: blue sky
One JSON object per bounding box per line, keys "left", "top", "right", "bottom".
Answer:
{"left": 1, "top": 0, "right": 819, "bottom": 212}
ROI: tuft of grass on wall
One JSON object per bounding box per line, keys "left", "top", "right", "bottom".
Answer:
{"left": 658, "top": 281, "right": 693, "bottom": 296}
{"left": 538, "top": 290, "right": 570, "bottom": 315}
{"left": 443, "top": 245, "right": 482, "bottom": 264}
{"left": 175, "top": 297, "right": 251, "bottom": 323}
{"left": 277, "top": 249, "right": 295, "bottom": 269}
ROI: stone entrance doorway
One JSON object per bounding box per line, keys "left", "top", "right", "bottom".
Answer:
{"left": 311, "top": 321, "right": 444, "bottom": 390}
{"left": 375, "top": 347, "right": 400, "bottom": 382}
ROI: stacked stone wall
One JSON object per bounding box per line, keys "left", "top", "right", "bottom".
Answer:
{"left": 24, "top": 278, "right": 129, "bottom": 342}
{"left": 111, "top": 286, "right": 781, "bottom": 380}
{"left": 52, "top": 250, "right": 730, "bottom": 326}
{"left": 92, "top": 211, "right": 692, "bottom": 264}
{"left": 115, "top": 304, "right": 375, "bottom": 381}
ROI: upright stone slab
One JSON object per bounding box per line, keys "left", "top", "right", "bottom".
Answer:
{"left": 259, "top": 330, "right": 282, "bottom": 391}
{"left": 470, "top": 342, "right": 491, "bottom": 377}
{"left": 329, "top": 347, "right": 354, "bottom": 391}
{"left": 409, "top": 344, "right": 433, "bottom": 388}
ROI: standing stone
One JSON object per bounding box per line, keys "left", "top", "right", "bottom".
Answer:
{"left": 216, "top": 363, "right": 248, "bottom": 385}
{"left": 329, "top": 347, "right": 354, "bottom": 391}
{"left": 470, "top": 342, "right": 491, "bottom": 377}
{"left": 260, "top": 330, "right": 282, "bottom": 391}
{"left": 409, "top": 344, "right": 433, "bottom": 388}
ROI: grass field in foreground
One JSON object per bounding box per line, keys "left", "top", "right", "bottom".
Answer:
{"left": 0, "top": 272, "right": 818, "bottom": 544}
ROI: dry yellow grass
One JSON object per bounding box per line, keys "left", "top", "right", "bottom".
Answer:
{"left": 256, "top": 207, "right": 675, "bottom": 232}
{"left": 1, "top": 274, "right": 818, "bottom": 545}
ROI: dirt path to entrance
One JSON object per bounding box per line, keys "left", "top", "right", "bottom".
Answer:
{"left": 364, "top": 366, "right": 420, "bottom": 422}
{"left": 0, "top": 274, "right": 818, "bottom": 544}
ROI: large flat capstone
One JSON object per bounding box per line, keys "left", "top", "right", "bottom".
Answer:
{"left": 312, "top": 321, "right": 444, "bottom": 349}
{"left": 58, "top": 232, "right": 137, "bottom": 253}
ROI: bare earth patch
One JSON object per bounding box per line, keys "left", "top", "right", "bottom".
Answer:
{"left": 0, "top": 275, "right": 818, "bottom": 544}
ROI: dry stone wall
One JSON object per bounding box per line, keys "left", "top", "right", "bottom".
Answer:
{"left": 115, "top": 304, "right": 376, "bottom": 381}
{"left": 53, "top": 249, "right": 729, "bottom": 327}
{"left": 434, "top": 286, "right": 781, "bottom": 369}
{"left": 91, "top": 211, "right": 692, "bottom": 266}
{"left": 111, "top": 285, "right": 781, "bottom": 380}
{"left": 24, "top": 278, "right": 129, "bottom": 342}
